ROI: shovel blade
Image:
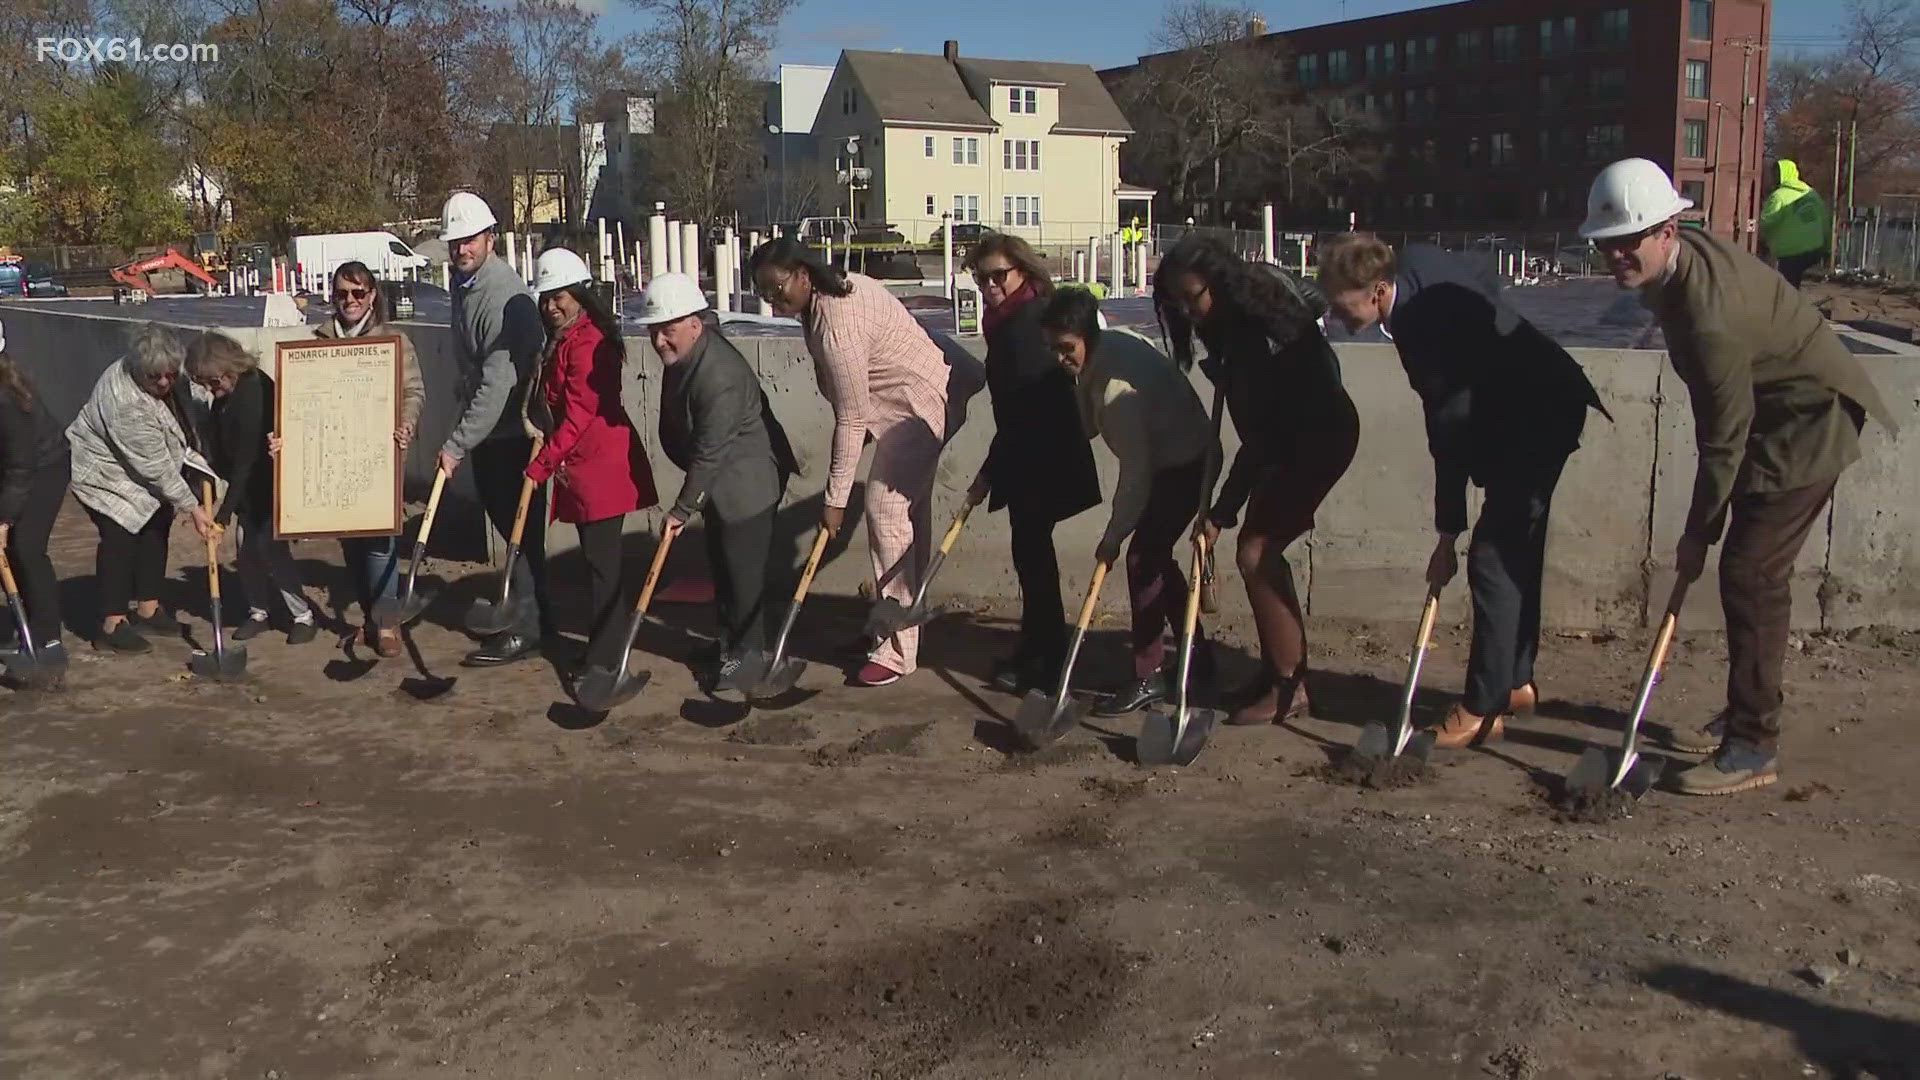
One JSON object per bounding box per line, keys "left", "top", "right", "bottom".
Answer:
{"left": 1352, "top": 720, "right": 1394, "bottom": 763}
{"left": 863, "top": 599, "right": 913, "bottom": 638}
{"left": 1564, "top": 746, "right": 1617, "bottom": 800}
{"left": 374, "top": 589, "right": 434, "bottom": 629}
{"left": 1137, "top": 706, "right": 1222, "bottom": 767}
{"left": 1617, "top": 752, "right": 1663, "bottom": 798}
{"left": 748, "top": 657, "right": 807, "bottom": 701}
{"left": 1009, "top": 690, "right": 1081, "bottom": 751}
{"left": 1401, "top": 729, "right": 1437, "bottom": 764}
{"left": 464, "top": 593, "right": 529, "bottom": 637}
{"left": 572, "top": 665, "right": 650, "bottom": 713}
{"left": 189, "top": 646, "right": 249, "bottom": 682}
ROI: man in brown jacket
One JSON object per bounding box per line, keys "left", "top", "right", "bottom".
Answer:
{"left": 1581, "top": 158, "right": 1897, "bottom": 795}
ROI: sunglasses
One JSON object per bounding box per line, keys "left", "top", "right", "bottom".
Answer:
{"left": 334, "top": 287, "right": 371, "bottom": 301}
{"left": 973, "top": 266, "right": 1014, "bottom": 287}
{"left": 1593, "top": 225, "right": 1663, "bottom": 253}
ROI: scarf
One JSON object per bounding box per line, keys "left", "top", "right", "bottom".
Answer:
{"left": 982, "top": 279, "right": 1038, "bottom": 336}
{"left": 334, "top": 309, "right": 375, "bottom": 337}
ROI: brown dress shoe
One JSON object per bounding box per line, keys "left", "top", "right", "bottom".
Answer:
{"left": 1508, "top": 683, "right": 1538, "bottom": 716}
{"left": 1225, "top": 673, "right": 1312, "bottom": 726}
{"left": 1431, "top": 703, "right": 1505, "bottom": 749}
{"left": 371, "top": 625, "right": 403, "bottom": 659}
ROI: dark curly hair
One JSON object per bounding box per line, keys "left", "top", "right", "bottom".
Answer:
{"left": 1152, "top": 235, "right": 1325, "bottom": 372}
{"left": 746, "top": 237, "right": 853, "bottom": 298}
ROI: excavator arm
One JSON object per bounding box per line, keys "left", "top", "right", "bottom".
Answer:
{"left": 111, "top": 249, "right": 218, "bottom": 296}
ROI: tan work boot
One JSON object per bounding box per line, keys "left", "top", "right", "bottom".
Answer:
{"left": 1431, "top": 703, "right": 1505, "bottom": 749}
{"left": 1509, "top": 683, "right": 1538, "bottom": 716}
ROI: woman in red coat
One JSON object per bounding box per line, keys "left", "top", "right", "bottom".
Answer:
{"left": 527, "top": 248, "right": 657, "bottom": 667}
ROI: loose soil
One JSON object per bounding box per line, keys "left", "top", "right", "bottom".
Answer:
{"left": 5, "top": 510, "right": 1920, "bottom": 1079}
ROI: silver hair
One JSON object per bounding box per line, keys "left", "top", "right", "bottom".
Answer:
{"left": 122, "top": 322, "right": 186, "bottom": 381}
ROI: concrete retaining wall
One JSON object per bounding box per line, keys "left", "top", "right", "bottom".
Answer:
{"left": 5, "top": 301, "right": 1916, "bottom": 630}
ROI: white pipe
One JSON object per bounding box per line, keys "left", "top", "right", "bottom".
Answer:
{"left": 647, "top": 205, "right": 667, "bottom": 286}
{"left": 715, "top": 243, "right": 732, "bottom": 311}
{"left": 1262, "top": 203, "right": 1277, "bottom": 264}
{"left": 1134, "top": 244, "right": 1147, "bottom": 297}
{"left": 614, "top": 220, "right": 625, "bottom": 270}
{"left": 597, "top": 218, "right": 608, "bottom": 270}
{"left": 942, "top": 215, "right": 955, "bottom": 299}
{"left": 633, "top": 240, "right": 644, "bottom": 284}
{"left": 666, "top": 220, "right": 682, "bottom": 275}
{"left": 503, "top": 231, "right": 518, "bottom": 276}
{"left": 1073, "top": 249, "right": 1085, "bottom": 283}
{"left": 681, "top": 222, "right": 701, "bottom": 284}
{"left": 1109, "top": 231, "right": 1123, "bottom": 296}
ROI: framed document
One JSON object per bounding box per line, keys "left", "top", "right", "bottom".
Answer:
{"left": 273, "top": 335, "right": 404, "bottom": 540}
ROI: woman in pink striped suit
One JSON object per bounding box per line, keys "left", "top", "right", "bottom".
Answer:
{"left": 750, "top": 239, "right": 950, "bottom": 686}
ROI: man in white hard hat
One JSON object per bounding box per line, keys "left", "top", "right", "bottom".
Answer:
{"left": 437, "top": 191, "right": 549, "bottom": 666}
{"left": 1581, "top": 158, "right": 1896, "bottom": 795}
{"left": 642, "top": 273, "right": 795, "bottom": 691}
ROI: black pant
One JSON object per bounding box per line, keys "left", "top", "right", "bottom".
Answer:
{"left": 1777, "top": 251, "right": 1823, "bottom": 288}
{"left": 87, "top": 503, "right": 172, "bottom": 622}
{"left": 1462, "top": 456, "right": 1567, "bottom": 717}
{"left": 706, "top": 504, "right": 774, "bottom": 656}
{"left": 4, "top": 453, "right": 69, "bottom": 643}
{"left": 576, "top": 515, "right": 627, "bottom": 650}
{"left": 1008, "top": 504, "right": 1066, "bottom": 670}
{"left": 469, "top": 438, "right": 547, "bottom": 639}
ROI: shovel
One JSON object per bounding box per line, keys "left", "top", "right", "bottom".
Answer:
{"left": 748, "top": 528, "right": 831, "bottom": 703}
{"left": 1351, "top": 590, "right": 1442, "bottom": 768}
{"left": 188, "top": 482, "right": 248, "bottom": 682}
{"left": 865, "top": 499, "right": 975, "bottom": 638}
{"left": 1566, "top": 585, "right": 1687, "bottom": 802}
{"left": 373, "top": 468, "right": 448, "bottom": 628}
{"left": 0, "top": 548, "right": 64, "bottom": 689}
{"left": 466, "top": 437, "right": 543, "bottom": 635}
{"left": 570, "top": 524, "right": 678, "bottom": 713}
{"left": 1137, "top": 536, "right": 1225, "bottom": 766}
{"left": 1009, "top": 560, "right": 1109, "bottom": 752}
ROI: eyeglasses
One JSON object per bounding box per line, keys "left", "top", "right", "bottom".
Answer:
{"left": 334, "top": 287, "right": 371, "bottom": 301}
{"left": 1592, "top": 224, "right": 1662, "bottom": 254}
{"left": 755, "top": 273, "right": 794, "bottom": 301}
{"left": 973, "top": 266, "right": 1014, "bottom": 287}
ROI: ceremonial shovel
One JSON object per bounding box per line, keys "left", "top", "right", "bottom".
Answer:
{"left": 188, "top": 481, "right": 248, "bottom": 682}
{"left": 1565, "top": 583, "right": 1688, "bottom": 802}
{"left": 1136, "top": 536, "right": 1225, "bottom": 767}
{"left": 1009, "top": 560, "right": 1108, "bottom": 752}
{"left": 0, "top": 548, "right": 63, "bottom": 688}
{"left": 374, "top": 469, "right": 448, "bottom": 628}
{"left": 865, "top": 500, "right": 975, "bottom": 638}
{"left": 748, "top": 529, "right": 831, "bottom": 705}
{"left": 1349, "top": 590, "right": 1441, "bottom": 772}
{"left": 570, "top": 525, "right": 677, "bottom": 713}
{"left": 466, "top": 437, "right": 543, "bottom": 635}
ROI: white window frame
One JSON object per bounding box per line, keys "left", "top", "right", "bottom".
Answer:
{"left": 1001, "top": 195, "right": 1041, "bottom": 228}
{"left": 924, "top": 135, "right": 935, "bottom": 157}
{"left": 952, "top": 194, "right": 979, "bottom": 223}
{"left": 1685, "top": 59, "right": 1709, "bottom": 99}
{"left": 952, "top": 136, "right": 980, "bottom": 166}
{"left": 925, "top": 194, "right": 935, "bottom": 216}
{"left": 1007, "top": 86, "right": 1038, "bottom": 114}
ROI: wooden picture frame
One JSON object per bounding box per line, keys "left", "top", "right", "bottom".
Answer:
{"left": 273, "top": 335, "right": 404, "bottom": 540}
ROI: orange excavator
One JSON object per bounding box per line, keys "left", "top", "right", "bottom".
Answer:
{"left": 111, "top": 248, "right": 220, "bottom": 296}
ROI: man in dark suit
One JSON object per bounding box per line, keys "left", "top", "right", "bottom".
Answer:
{"left": 1321, "top": 234, "right": 1607, "bottom": 749}
{"left": 643, "top": 273, "right": 795, "bottom": 692}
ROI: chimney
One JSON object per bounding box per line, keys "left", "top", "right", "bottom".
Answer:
{"left": 944, "top": 40, "right": 959, "bottom": 64}
{"left": 1247, "top": 16, "right": 1266, "bottom": 37}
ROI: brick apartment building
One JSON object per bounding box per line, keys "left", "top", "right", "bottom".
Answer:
{"left": 1105, "top": 0, "right": 1771, "bottom": 242}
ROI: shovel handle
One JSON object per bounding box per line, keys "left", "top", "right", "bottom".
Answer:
{"left": 201, "top": 481, "right": 221, "bottom": 602}
{"left": 1074, "top": 560, "right": 1109, "bottom": 634}
{"left": 415, "top": 469, "right": 449, "bottom": 549}
{"left": 791, "top": 528, "right": 830, "bottom": 604}
{"left": 937, "top": 501, "right": 974, "bottom": 556}
{"left": 0, "top": 548, "right": 17, "bottom": 596}
{"left": 631, "top": 524, "right": 679, "bottom": 617}
{"left": 506, "top": 437, "right": 544, "bottom": 547}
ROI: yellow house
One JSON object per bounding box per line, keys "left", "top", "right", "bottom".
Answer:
{"left": 813, "top": 41, "right": 1135, "bottom": 245}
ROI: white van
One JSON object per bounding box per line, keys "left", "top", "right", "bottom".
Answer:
{"left": 290, "top": 231, "right": 431, "bottom": 294}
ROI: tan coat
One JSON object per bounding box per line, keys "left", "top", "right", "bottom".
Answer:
{"left": 1651, "top": 228, "right": 1896, "bottom": 540}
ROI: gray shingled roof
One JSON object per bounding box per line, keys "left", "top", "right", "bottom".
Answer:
{"left": 839, "top": 50, "right": 1133, "bottom": 135}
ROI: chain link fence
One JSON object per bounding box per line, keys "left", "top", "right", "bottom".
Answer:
{"left": 1831, "top": 201, "right": 1920, "bottom": 284}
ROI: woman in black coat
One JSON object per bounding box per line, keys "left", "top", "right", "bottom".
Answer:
{"left": 963, "top": 234, "right": 1101, "bottom": 694}
{"left": 0, "top": 321, "right": 71, "bottom": 665}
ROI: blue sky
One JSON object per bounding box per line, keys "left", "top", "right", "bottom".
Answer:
{"left": 601, "top": 0, "right": 1853, "bottom": 71}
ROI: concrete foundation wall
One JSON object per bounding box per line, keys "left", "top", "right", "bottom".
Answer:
{"left": 5, "top": 303, "right": 1916, "bottom": 630}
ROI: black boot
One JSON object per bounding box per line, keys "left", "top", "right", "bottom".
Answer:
{"left": 462, "top": 632, "right": 540, "bottom": 668}
{"left": 1093, "top": 677, "right": 1164, "bottom": 717}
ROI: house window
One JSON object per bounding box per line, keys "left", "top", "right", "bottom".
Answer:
{"left": 1591, "top": 67, "right": 1628, "bottom": 105}
{"left": 1455, "top": 29, "right": 1484, "bottom": 65}
{"left": 1403, "top": 37, "right": 1435, "bottom": 72}
{"left": 1008, "top": 86, "right": 1038, "bottom": 114}
{"left": 1586, "top": 123, "right": 1626, "bottom": 160}
{"left": 1364, "top": 44, "right": 1378, "bottom": 77}
{"left": 1297, "top": 53, "right": 1320, "bottom": 86}
{"left": 1002, "top": 195, "right": 1040, "bottom": 227}
{"left": 951, "top": 136, "right": 979, "bottom": 165}
{"left": 1002, "top": 138, "right": 1041, "bottom": 171}
{"left": 1690, "top": 0, "right": 1712, "bottom": 40}
{"left": 1539, "top": 15, "right": 1577, "bottom": 57}
{"left": 1597, "top": 9, "right": 1630, "bottom": 49}
{"left": 1492, "top": 24, "right": 1519, "bottom": 62}
{"left": 1683, "top": 119, "right": 1707, "bottom": 158}
{"left": 1680, "top": 179, "right": 1706, "bottom": 205}
{"left": 924, "top": 135, "right": 935, "bottom": 157}
{"left": 1686, "top": 59, "right": 1709, "bottom": 99}
{"left": 926, "top": 194, "right": 935, "bottom": 216}
{"left": 1327, "top": 49, "right": 1351, "bottom": 82}
{"left": 1491, "top": 132, "right": 1516, "bottom": 165}
{"left": 952, "top": 194, "right": 979, "bottom": 222}
{"left": 1383, "top": 41, "right": 1397, "bottom": 74}
{"left": 841, "top": 87, "right": 857, "bottom": 114}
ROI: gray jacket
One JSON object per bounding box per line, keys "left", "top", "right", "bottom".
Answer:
{"left": 658, "top": 317, "right": 790, "bottom": 521}
{"left": 442, "top": 254, "right": 544, "bottom": 457}
{"left": 66, "top": 358, "right": 215, "bottom": 533}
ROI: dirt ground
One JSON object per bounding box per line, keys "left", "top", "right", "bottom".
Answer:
{"left": 5, "top": 505, "right": 1920, "bottom": 1080}
{"left": 1806, "top": 279, "right": 1920, "bottom": 343}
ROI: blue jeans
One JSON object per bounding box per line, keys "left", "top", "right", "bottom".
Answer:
{"left": 342, "top": 535, "right": 402, "bottom": 618}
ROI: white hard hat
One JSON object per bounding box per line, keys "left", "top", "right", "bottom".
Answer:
{"left": 639, "top": 273, "right": 708, "bottom": 325}
{"left": 533, "top": 247, "right": 592, "bottom": 294}
{"left": 1580, "top": 158, "right": 1694, "bottom": 239}
{"left": 440, "top": 191, "right": 498, "bottom": 241}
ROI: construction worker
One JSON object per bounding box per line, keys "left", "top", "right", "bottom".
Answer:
{"left": 1581, "top": 158, "right": 1896, "bottom": 795}
{"left": 437, "top": 191, "right": 550, "bottom": 667}
{"left": 1758, "top": 159, "right": 1831, "bottom": 287}
{"left": 1318, "top": 234, "right": 1606, "bottom": 750}
{"left": 1121, "top": 216, "right": 1146, "bottom": 252}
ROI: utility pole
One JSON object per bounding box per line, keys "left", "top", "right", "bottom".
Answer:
{"left": 1709, "top": 101, "right": 1727, "bottom": 232}
{"left": 1730, "top": 36, "right": 1763, "bottom": 251}
{"left": 1831, "top": 120, "right": 1843, "bottom": 260}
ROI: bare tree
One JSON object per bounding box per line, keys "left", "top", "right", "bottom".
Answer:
{"left": 1769, "top": 0, "right": 1920, "bottom": 207}
{"left": 630, "top": 0, "right": 796, "bottom": 226}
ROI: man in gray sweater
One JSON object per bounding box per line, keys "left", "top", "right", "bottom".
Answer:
{"left": 436, "top": 192, "right": 549, "bottom": 666}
